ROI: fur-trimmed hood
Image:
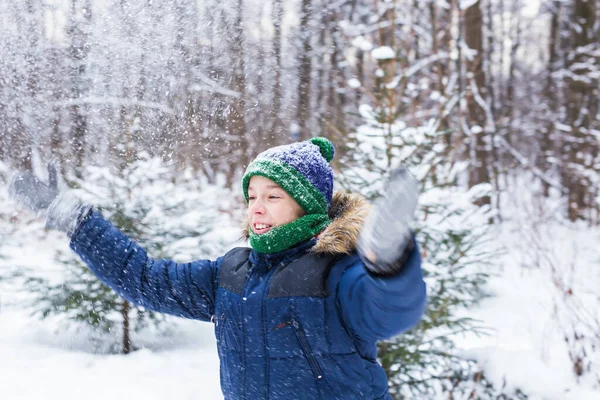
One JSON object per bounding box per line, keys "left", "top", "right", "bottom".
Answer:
{"left": 242, "top": 191, "right": 370, "bottom": 255}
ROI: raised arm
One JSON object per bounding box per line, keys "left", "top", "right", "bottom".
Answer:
{"left": 70, "top": 211, "right": 218, "bottom": 321}
{"left": 9, "top": 165, "right": 218, "bottom": 321}
{"left": 338, "top": 168, "right": 427, "bottom": 341}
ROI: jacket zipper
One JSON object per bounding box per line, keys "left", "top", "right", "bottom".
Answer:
{"left": 263, "top": 257, "right": 311, "bottom": 398}
{"left": 261, "top": 264, "right": 282, "bottom": 400}
{"left": 274, "top": 319, "right": 324, "bottom": 380}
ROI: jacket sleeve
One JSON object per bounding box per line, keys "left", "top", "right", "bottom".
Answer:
{"left": 69, "top": 211, "right": 218, "bottom": 321}
{"left": 336, "top": 242, "right": 426, "bottom": 341}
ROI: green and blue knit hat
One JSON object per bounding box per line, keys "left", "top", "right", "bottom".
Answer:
{"left": 242, "top": 137, "right": 335, "bottom": 253}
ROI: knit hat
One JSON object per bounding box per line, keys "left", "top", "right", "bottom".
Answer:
{"left": 242, "top": 137, "right": 335, "bottom": 253}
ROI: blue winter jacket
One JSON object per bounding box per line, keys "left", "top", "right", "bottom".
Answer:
{"left": 70, "top": 192, "right": 427, "bottom": 400}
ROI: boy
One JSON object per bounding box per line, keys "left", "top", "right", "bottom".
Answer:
{"left": 9, "top": 137, "right": 426, "bottom": 399}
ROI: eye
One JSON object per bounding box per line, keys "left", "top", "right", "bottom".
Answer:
{"left": 269, "top": 195, "right": 280, "bottom": 199}
{"left": 248, "top": 196, "right": 256, "bottom": 201}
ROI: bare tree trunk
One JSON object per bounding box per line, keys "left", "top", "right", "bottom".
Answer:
{"left": 377, "top": 0, "right": 396, "bottom": 48}
{"left": 498, "top": 0, "right": 506, "bottom": 110}
{"left": 50, "top": 113, "right": 62, "bottom": 167}
{"left": 316, "top": 8, "right": 328, "bottom": 138}
{"left": 297, "top": 0, "right": 313, "bottom": 139}
{"left": 121, "top": 300, "right": 131, "bottom": 354}
{"left": 504, "top": 3, "right": 521, "bottom": 148}
{"left": 70, "top": 103, "right": 87, "bottom": 177}
{"left": 485, "top": 0, "right": 496, "bottom": 119}
{"left": 464, "top": 0, "right": 491, "bottom": 202}
{"left": 315, "top": 6, "right": 346, "bottom": 141}
{"left": 13, "top": 0, "right": 43, "bottom": 172}
{"left": 229, "top": 0, "right": 249, "bottom": 171}
{"left": 68, "top": 0, "right": 92, "bottom": 178}
{"left": 327, "top": 20, "right": 346, "bottom": 139}
{"left": 454, "top": 0, "right": 465, "bottom": 150}
{"left": 13, "top": 108, "right": 33, "bottom": 172}
{"left": 563, "top": 0, "right": 596, "bottom": 221}
{"left": 485, "top": 0, "right": 502, "bottom": 217}
{"left": 270, "top": 0, "right": 284, "bottom": 142}
{"left": 430, "top": 0, "right": 451, "bottom": 133}
{"left": 540, "top": 0, "right": 561, "bottom": 196}
{"left": 174, "top": 0, "right": 199, "bottom": 170}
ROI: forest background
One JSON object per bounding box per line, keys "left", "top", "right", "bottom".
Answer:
{"left": 0, "top": 0, "right": 599, "bottom": 399}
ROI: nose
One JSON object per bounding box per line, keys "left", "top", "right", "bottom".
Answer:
{"left": 249, "top": 199, "right": 266, "bottom": 215}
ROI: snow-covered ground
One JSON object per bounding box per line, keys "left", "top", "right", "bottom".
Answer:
{"left": 0, "top": 310, "right": 222, "bottom": 400}
{"left": 1, "top": 179, "right": 599, "bottom": 399}
{"left": 0, "top": 223, "right": 225, "bottom": 399}
{"left": 455, "top": 183, "right": 600, "bottom": 399}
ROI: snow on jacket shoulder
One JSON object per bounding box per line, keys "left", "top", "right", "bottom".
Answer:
{"left": 70, "top": 191, "right": 427, "bottom": 400}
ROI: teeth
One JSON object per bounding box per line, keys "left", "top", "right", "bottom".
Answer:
{"left": 255, "top": 224, "right": 271, "bottom": 230}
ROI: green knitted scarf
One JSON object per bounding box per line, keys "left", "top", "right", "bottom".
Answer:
{"left": 248, "top": 214, "right": 329, "bottom": 254}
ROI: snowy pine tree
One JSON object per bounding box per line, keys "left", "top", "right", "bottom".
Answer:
{"left": 26, "top": 153, "right": 236, "bottom": 353}
{"left": 338, "top": 83, "right": 527, "bottom": 398}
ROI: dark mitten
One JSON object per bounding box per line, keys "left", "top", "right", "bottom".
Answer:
{"left": 9, "top": 164, "right": 59, "bottom": 213}
{"left": 9, "top": 164, "right": 92, "bottom": 236}
{"left": 357, "top": 168, "right": 419, "bottom": 276}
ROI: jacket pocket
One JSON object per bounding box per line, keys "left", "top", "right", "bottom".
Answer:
{"left": 273, "top": 318, "right": 324, "bottom": 380}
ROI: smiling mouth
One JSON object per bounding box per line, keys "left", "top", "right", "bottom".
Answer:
{"left": 253, "top": 223, "right": 273, "bottom": 234}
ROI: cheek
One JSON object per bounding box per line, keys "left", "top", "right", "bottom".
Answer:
{"left": 266, "top": 207, "right": 285, "bottom": 224}
{"left": 280, "top": 205, "right": 304, "bottom": 224}
{"left": 291, "top": 202, "right": 305, "bottom": 220}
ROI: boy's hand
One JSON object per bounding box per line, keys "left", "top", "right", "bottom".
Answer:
{"left": 9, "top": 164, "right": 91, "bottom": 236}
{"left": 358, "top": 168, "right": 419, "bottom": 276}
{"left": 9, "top": 164, "right": 59, "bottom": 214}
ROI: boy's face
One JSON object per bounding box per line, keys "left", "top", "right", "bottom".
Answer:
{"left": 247, "top": 176, "right": 305, "bottom": 235}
